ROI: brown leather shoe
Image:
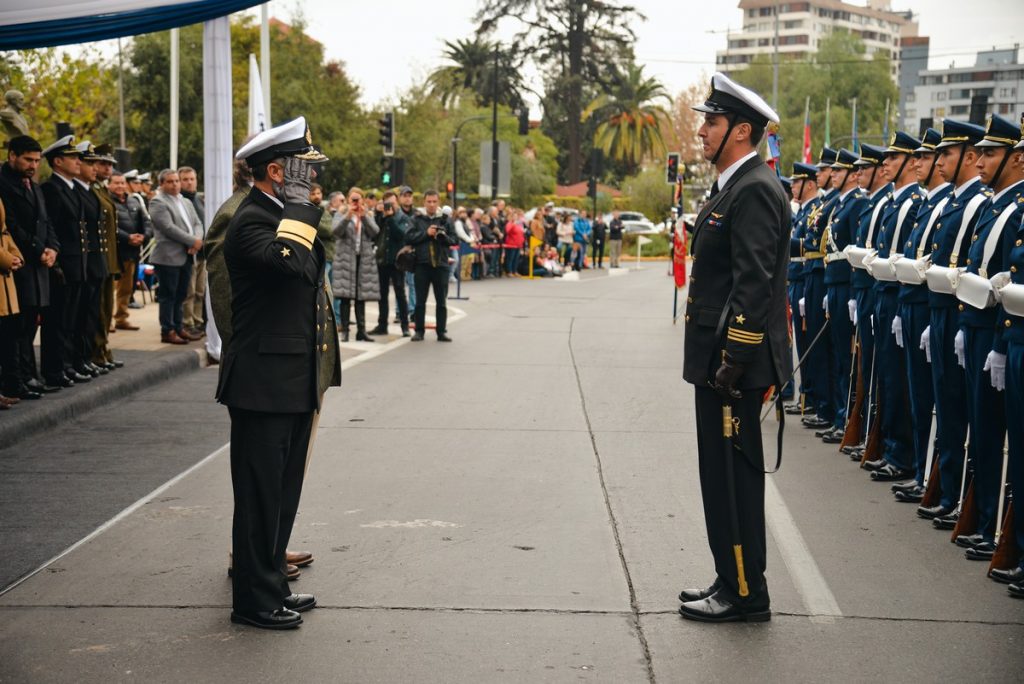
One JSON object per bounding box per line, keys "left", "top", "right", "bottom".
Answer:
{"left": 115, "top": 321, "right": 140, "bottom": 331}
{"left": 176, "top": 328, "right": 202, "bottom": 341}
{"left": 161, "top": 330, "right": 188, "bottom": 345}
{"left": 286, "top": 550, "right": 314, "bottom": 568}
{"left": 286, "top": 563, "right": 301, "bottom": 581}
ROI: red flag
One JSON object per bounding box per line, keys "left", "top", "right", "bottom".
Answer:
{"left": 673, "top": 228, "right": 687, "bottom": 288}
{"left": 802, "top": 99, "right": 812, "bottom": 163}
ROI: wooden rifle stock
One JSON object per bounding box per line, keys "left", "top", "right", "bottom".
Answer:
{"left": 950, "top": 479, "right": 978, "bottom": 542}
{"left": 989, "top": 502, "right": 1020, "bottom": 573}
{"left": 920, "top": 457, "right": 943, "bottom": 508}
{"left": 840, "top": 342, "right": 864, "bottom": 450}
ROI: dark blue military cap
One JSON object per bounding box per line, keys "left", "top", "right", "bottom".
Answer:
{"left": 854, "top": 143, "right": 886, "bottom": 167}
{"left": 791, "top": 162, "right": 818, "bottom": 179}
{"left": 975, "top": 114, "right": 1021, "bottom": 148}
{"left": 832, "top": 148, "right": 859, "bottom": 169}
{"left": 914, "top": 128, "right": 942, "bottom": 153}
{"left": 884, "top": 131, "right": 921, "bottom": 155}
{"left": 817, "top": 146, "right": 838, "bottom": 168}
{"left": 935, "top": 119, "right": 986, "bottom": 149}
{"left": 779, "top": 175, "right": 793, "bottom": 194}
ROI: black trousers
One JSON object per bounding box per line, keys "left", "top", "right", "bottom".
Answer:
{"left": 228, "top": 406, "right": 314, "bottom": 614}
{"left": 413, "top": 264, "right": 448, "bottom": 335}
{"left": 0, "top": 314, "right": 19, "bottom": 391}
{"left": 377, "top": 263, "right": 409, "bottom": 330}
{"left": 39, "top": 274, "right": 68, "bottom": 383}
{"left": 592, "top": 238, "right": 606, "bottom": 267}
{"left": 693, "top": 385, "right": 769, "bottom": 606}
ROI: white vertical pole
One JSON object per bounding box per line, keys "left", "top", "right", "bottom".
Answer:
{"left": 169, "top": 27, "right": 179, "bottom": 169}
{"left": 261, "top": 3, "right": 271, "bottom": 122}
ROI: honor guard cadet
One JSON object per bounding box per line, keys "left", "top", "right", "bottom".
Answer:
{"left": 216, "top": 116, "right": 341, "bottom": 630}
{"left": 920, "top": 120, "right": 989, "bottom": 526}
{"left": 819, "top": 149, "right": 866, "bottom": 443}
{"left": 785, "top": 162, "right": 820, "bottom": 414}
{"left": 891, "top": 128, "right": 952, "bottom": 503}
{"left": 679, "top": 73, "right": 791, "bottom": 623}
{"left": 798, "top": 147, "right": 838, "bottom": 430}
{"left": 844, "top": 143, "right": 890, "bottom": 456}
{"left": 862, "top": 131, "right": 923, "bottom": 482}
{"left": 990, "top": 131, "right": 1024, "bottom": 597}
{"left": 89, "top": 143, "right": 122, "bottom": 371}
{"left": 73, "top": 141, "right": 111, "bottom": 381}
{"left": 951, "top": 114, "right": 1024, "bottom": 559}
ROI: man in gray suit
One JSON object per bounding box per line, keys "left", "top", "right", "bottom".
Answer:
{"left": 149, "top": 168, "right": 203, "bottom": 345}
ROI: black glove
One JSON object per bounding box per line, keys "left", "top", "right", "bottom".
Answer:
{"left": 712, "top": 354, "right": 744, "bottom": 399}
{"left": 282, "top": 157, "right": 314, "bottom": 205}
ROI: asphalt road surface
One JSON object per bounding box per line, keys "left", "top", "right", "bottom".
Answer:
{"left": 1, "top": 264, "right": 1021, "bottom": 683}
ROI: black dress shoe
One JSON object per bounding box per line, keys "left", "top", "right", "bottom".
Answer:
{"left": 965, "top": 542, "right": 996, "bottom": 560}
{"left": 437, "top": 334, "right": 453, "bottom": 342}
{"left": 67, "top": 370, "right": 91, "bottom": 383}
{"left": 917, "top": 503, "right": 955, "bottom": 520}
{"left": 784, "top": 403, "right": 805, "bottom": 415}
{"left": 230, "top": 608, "right": 302, "bottom": 630}
{"left": 841, "top": 443, "right": 865, "bottom": 455}
{"left": 862, "top": 458, "right": 886, "bottom": 472}
{"left": 891, "top": 479, "right": 919, "bottom": 493}
{"left": 678, "top": 591, "right": 771, "bottom": 623}
{"left": 402, "top": 328, "right": 411, "bottom": 337}
{"left": 893, "top": 485, "right": 925, "bottom": 503}
{"left": 25, "top": 379, "right": 59, "bottom": 393}
{"left": 50, "top": 375, "right": 74, "bottom": 388}
{"left": 802, "top": 416, "right": 831, "bottom": 429}
{"left": 814, "top": 426, "right": 835, "bottom": 438}
{"left": 78, "top": 364, "right": 101, "bottom": 377}
{"left": 932, "top": 511, "right": 959, "bottom": 530}
{"left": 355, "top": 332, "right": 375, "bottom": 342}
{"left": 5, "top": 386, "right": 42, "bottom": 400}
{"left": 100, "top": 361, "right": 116, "bottom": 371}
{"left": 821, "top": 428, "right": 844, "bottom": 444}
{"left": 111, "top": 360, "right": 125, "bottom": 369}
{"left": 871, "top": 463, "right": 914, "bottom": 482}
{"left": 954, "top": 533, "right": 985, "bottom": 549}
{"left": 678, "top": 579, "right": 721, "bottom": 603}
{"left": 1008, "top": 582, "right": 1024, "bottom": 598}
{"left": 990, "top": 566, "right": 1024, "bottom": 585}
{"left": 411, "top": 333, "right": 424, "bottom": 341}
{"left": 368, "top": 326, "right": 388, "bottom": 336}
{"left": 282, "top": 593, "right": 317, "bottom": 613}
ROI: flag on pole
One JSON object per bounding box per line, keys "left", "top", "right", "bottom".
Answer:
{"left": 882, "top": 98, "right": 890, "bottom": 144}
{"left": 766, "top": 127, "right": 781, "bottom": 175}
{"left": 851, "top": 97, "right": 859, "bottom": 154}
{"left": 248, "top": 53, "right": 267, "bottom": 136}
{"left": 802, "top": 96, "right": 812, "bottom": 163}
{"left": 637, "top": 235, "right": 653, "bottom": 246}
{"left": 824, "top": 97, "right": 831, "bottom": 148}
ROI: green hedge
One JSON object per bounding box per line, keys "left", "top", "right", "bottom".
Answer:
{"left": 621, "top": 232, "right": 670, "bottom": 257}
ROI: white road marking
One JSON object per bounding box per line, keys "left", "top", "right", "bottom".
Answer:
{"left": 764, "top": 476, "right": 843, "bottom": 624}
{"left": 360, "top": 519, "right": 462, "bottom": 529}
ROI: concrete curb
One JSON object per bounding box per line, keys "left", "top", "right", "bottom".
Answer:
{"left": 0, "top": 349, "right": 203, "bottom": 449}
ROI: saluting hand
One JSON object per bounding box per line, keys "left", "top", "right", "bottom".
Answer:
{"left": 282, "top": 157, "right": 315, "bottom": 205}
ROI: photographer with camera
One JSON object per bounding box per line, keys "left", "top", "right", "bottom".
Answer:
{"left": 369, "top": 190, "right": 410, "bottom": 337}
{"left": 406, "top": 190, "right": 455, "bottom": 342}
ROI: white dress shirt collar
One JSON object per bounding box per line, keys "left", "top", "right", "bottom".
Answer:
{"left": 716, "top": 151, "right": 759, "bottom": 190}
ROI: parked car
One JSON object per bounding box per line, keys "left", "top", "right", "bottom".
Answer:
{"left": 602, "top": 211, "right": 659, "bottom": 234}
{"left": 523, "top": 205, "right": 579, "bottom": 223}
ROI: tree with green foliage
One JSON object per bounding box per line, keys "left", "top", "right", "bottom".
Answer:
{"left": 475, "top": 0, "right": 643, "bottom": 183}
{"left": 732, "top": 31, "right": 898, "bottom": 168}
{"left": 427, "top": 38, "right": 525, "bottom": 110}
{"left": 622, "top": 165, "right": 673, "bottom": 224}
{"left": 582, "top": 63, "right": 670, "bottom": 174}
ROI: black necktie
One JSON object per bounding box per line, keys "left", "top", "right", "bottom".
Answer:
{"left": 709, "top": 181, "right": 720, "bottom": 199}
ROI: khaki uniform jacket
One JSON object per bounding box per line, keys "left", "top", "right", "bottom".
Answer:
{"left": 0, "top": 199, "right": 24, "bottom": 316}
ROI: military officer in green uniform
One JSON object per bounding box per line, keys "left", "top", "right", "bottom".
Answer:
{"left": 216, "top": 117, "right": 340, "bottom": 630}
{"left": 678, "top": 73, "right": 792, "bottom": 623}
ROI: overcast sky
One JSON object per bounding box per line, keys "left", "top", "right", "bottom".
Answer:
{"left": 264, "top": 0, "right": 1024, "bottom": 110}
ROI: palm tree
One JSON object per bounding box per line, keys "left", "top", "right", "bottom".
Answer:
{"left": 582, "top": 64, "right": 671, "bottom": 172}
{"left": 427, "top": 38, "right": 524, "bottom": 110}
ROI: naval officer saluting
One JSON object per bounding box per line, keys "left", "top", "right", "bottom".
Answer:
{"left": 678, "top": 73, "right": 791, "bottom": 623}
{"left": 217, "top": 117, "right": 341, "bottom": 630}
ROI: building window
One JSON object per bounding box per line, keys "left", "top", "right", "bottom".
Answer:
{"left": 935, "top": 107, "right": 946, "bottom": 117}
{"left": 999, "top": 103, "right": 1011, "bottom": 113}
{"left": 783, "top": 20, "right": 803, "bottom": 29}
{"left": 950, "top": 105, "right": 969, "bottom": 115}
{"left": 791, "top": 2, "right": 810, "bottom": 11}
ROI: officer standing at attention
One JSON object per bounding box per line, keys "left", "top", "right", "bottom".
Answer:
{"left": 952, "top": 114, "right": 1024, "bottom": 560}
{"left": 784, "top": 162, "right": 820, "bottom": 415}
{"left": 919, "top": 120, "right": 988, "bottom": 526}
{"left": 678, "top": 73, "right": 790, "bottom": 623}
{"left": 798, "top": 148, "right": 838, "bottom": 430}
{"left": 891, "top": 128, "right": 951, "bottom": 504}
{"left": 863, "top": 131, "right": 922, "bottom": 483}
{"left": 818, "top": 149, "right": 865, "bottom": 444}
{"left": 216, "top": 117, "right": 341, "bottom": 630}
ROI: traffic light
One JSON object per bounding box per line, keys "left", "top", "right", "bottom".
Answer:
{"left": 518, "top": 108, "right": 529, "bottom": 136}
{"left": 446, "top": 180, "right": 454, "bottom": 199}
{"left": 378, "top": 111, "right": 394, "bottom": 155}
{"left": 587, "top": 177, "right": 598, "bottom": 199}
{"left": 380, "top": 156, "right": 392, "bottom": 186}
{"left": 666, "top": 152, "right": 680, "bottom": 184}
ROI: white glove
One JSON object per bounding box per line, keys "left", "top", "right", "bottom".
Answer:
{"left": 984, "top": 351, "right": 1007, "bottom": 391}
{"left": 955, "top": 329, "right": 966, "bottom": 368}
{"left": 921, "top": 325, "right": 931, "bottom": 363}
{"left": 991, "top": 271, "right": 1012, "bottom": 302}
{"left": 848, "top": 299, "right": 857, "bottom": 324}
{"left": 799, "top": 297, "right": 806, "bottom": 317}
{"left": 892, "top": 316, "right": 904, "bottom": 347}
{"left": 823, "top": 294, "right": 829, "bottom": 311}
{"left": 870, "top": 314, "right": 875, "bottom": 335}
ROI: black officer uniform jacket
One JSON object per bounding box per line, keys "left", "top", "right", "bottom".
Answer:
{"left": 41, "top": 175, "right": 87, "bottom": 283}
{"left": 216, "top": 188, "right": 341, "bottom": 414}
{"left": 0, "top": 162, "right": 59, "bottom": 307}
{"left": 76, "top": 181, "right": 109, "bottom": 281}
{"left": 683, "top": 154, "right": 793, "bottom": 389}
